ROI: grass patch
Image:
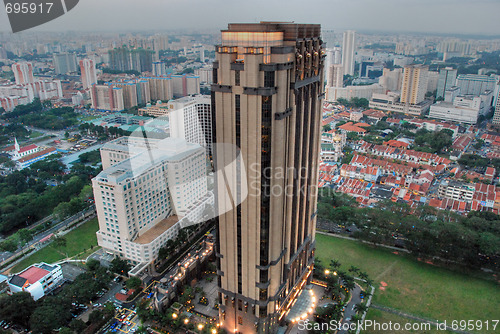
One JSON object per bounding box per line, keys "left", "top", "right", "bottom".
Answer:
{"left": 11, "top": 218, "right": 99, "bottom": 273}
{"left": 316, "top": 234, "right": 500, "bottom": 329}
{"left": 29, "top": 131, "right": 43, "bottom": 139}
{"left": 362, "top": 308, "right": 453, "bottom": 334}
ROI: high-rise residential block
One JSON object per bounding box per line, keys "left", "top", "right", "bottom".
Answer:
{"left": 401, "top": 64, "right": 429, "bottom": 105}
{"left": 52, "top": 52, "right": 78, "bottom": 74}
{"left": 153, "top": 61, "right": 167, "bottom": 76}
{"left": 342, "top": 30, "right": 356, "bottom": 76}
{"left": 109, "top": 47, "right": 154, "bottom": 73}
{"left": 212, "top": 22, "right": 324, "bottom": 334}
{"left": 80, "top": 59, "right": 98, "bottom": 89}
{"left": 91, "top": 84, "right": 125, "bottom": 112}
{"left": 12, "top": 62, "right": 34, "bottom": 85}
{"left": 326, "top": 63, "right": 344, "bottom": 88}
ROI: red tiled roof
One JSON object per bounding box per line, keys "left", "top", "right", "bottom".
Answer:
{"left": 18, "top": 144, "right": 38, "bottom": 153}
{"left": 17, "top": 147, "right": 56, "bottom": 163}
{"left": 19, "top": 266, "right": 50, "bottom": 284}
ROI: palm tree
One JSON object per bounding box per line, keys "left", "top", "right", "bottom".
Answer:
{"left": 358, "top": 271, "right": 369, "bottom": 281}
{"left": 348, "top": 266, "right": 360, "bottom": 274}
{"left": 330, "top": 259, "right": 341, "bottom": 270}
{"left": 344, "top": 280, "right": 356, "bottom": 292}
{"left": 354, "top": 303, "right": 368, "bottom": 315}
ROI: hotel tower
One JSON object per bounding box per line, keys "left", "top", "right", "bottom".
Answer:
{"left": 212, "top": 22, "right": 324, "bottom": 333}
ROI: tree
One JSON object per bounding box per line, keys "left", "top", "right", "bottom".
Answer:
{"left": 69, "top": 319, "right": 86, "bottom": 333}
{"left": 0, "top": 292, "right": 36, "bottom": 327}
{"left": 52, "top": 236, "right": 68, "bottom": 257}
{"left": 322, "top": 124, "right": 332, "bottom": 132}
{"left": 110, "top": 257, "right": 131, "bottom": 275}
{"left": 29, "top": 297, "right": 72, "bottom": 334}
{"left": 58, "top": 328, "right": 72, "bottom": 334}
{"left": 126, "top": 276, "right": 142, "bottom": 290}
{"left": 86, "top": 258, "right": 101, "bottom": 271}
{"left": 89, "top": 309, "right": 103, "bottom": 324}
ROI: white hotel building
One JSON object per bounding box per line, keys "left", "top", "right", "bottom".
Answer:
{"left": 93, "top": 137, "right": 213, "bottom": 265}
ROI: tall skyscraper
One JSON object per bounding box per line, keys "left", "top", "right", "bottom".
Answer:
{"left": 52, "top": 53, "right": 78, "bottom": 74}
{"left": 12, "top": 62, "right": 34, "bottom": 85}
{"left": 401, "top": 64, "right": 429, "bottom": 105}
{"left": 436, "top": 67, "right": 457, "bottom": 99}
{"left": 342, "top": 30, "right": 356, "bottom": 76}
{"left": 79, "top": 59, "right": 98, "bottom": 89}
{"left": 212, "top": 22, "right": 324, "bottom": 334}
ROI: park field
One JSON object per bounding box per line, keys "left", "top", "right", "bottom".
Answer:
{"left": 10, "top": 218, "right": 99, "bottom": 274}
{"left": 315, "top": 233, "right": 500, "bottom": 333}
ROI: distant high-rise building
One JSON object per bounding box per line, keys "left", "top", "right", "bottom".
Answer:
{"left": 109, "top": 47, "right": 154, "bottom": 73}
{"left": 493, "top": 84, "right": 500, "bottom": 125}
{"left": 401, "top": 64, "right": 429, "bottom": 105}
{"left": 12, "top": 62, "right": 34, "bottom": 85}
{"left": 326, "top": 63, "right": 344, "bottom": 88}
{"left": 436, "top": 67, "right": 458, "bottom": 99}
{"left": 0, "top": 47, "right": 7, "bottom": 60}
{"left": 342, "top": 30, "right": 356, "bottom": 76}
{"left": 141, "top": 76, "right": 173, "bottom": 101}
{"left": 455, "top": 74, "right": 497, "bottom": 96}
{"left": 213, "top": 22, "right": 324, "bottom": 334}
{"left": 152, "top": 61, "right": 167, "bottom": 76}
{"left": 170, "top": 74, "right": 200, "bottom": 97}
{"left": 91, "top": 84, "right": 124, "bottom": 111}
{"left": 168, "top": 95, "right": 212, "bottom": 156}
{"left": 53, "top": 53, "right": 78, "bottom": 74}
{"left": 79, "top": 59, "right": 98, "bottom": 89}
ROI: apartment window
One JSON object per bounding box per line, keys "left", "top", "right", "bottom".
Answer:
{"left": 264, "top": 71, "right": 275, "bottom": 87}
{"left": 235, "top": 70, "right": 241, "bottom": 86}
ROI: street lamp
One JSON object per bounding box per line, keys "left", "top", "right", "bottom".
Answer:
{"left": 198, "top": 324, "right": 204, "bottom": 330}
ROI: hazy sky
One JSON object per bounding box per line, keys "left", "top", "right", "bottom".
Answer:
{"left": 0, "top": 0, "right": 499, "bottom": 35}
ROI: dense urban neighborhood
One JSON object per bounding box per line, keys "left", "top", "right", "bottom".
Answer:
{"left": 0, "top": 5, "right": 499, "bottom": 334}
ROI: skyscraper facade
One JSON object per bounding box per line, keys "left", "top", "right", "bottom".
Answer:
{"left": 342, "top": 30, "right": 356, "bottom": 76}
{"left": 80, "top": 59, "right": 98, "bottom": 89}
{"left": 436, "top": 67, "right": 457, "bottom": 99}
{"left": 401, "top": 64, "right": 429, "bottom": 105}
{"left": 12, "top": 62, "right": 34, "bottom": 85}
{"left": 212, "top": 22, "right": 324, "bottom": 334}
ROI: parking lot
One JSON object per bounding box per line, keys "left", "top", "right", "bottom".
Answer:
{"left": 107, "top": 306, "right": 139, "bottom": 333}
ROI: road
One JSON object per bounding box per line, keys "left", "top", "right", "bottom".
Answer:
{"left": 1, "top": 206, "right": 96, "bottom": 274}
{"left": 338, "top": 283, "right": 363, "bottom": 334}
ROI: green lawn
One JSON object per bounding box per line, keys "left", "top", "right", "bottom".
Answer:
{"left": 362, "top": 309, "right": 453, "bottom": 334}
{"left": 29, "top": 131, "right": 44, "bottom": 139}
{"left": 316, "top": 234, "right": 500, "bottom": 332}
{"left": 11, "top": 218, "right": 99, "bottom": 273}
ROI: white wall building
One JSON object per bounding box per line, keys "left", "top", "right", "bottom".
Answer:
{"left": 79, "top": 59, "right": 98, "bottom": 90}
{"left": 429, "top": 93, "right": 485, "bottom": 124}
{"left": 8, "top": 263, "right": 63, "bottom": 301}
{"left": 93, "top": 137, "right": 213, "bottom": 265}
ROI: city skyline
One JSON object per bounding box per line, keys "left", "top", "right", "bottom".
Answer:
{"left": 0, "top": 0, "right": 500, "bottom": 36}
